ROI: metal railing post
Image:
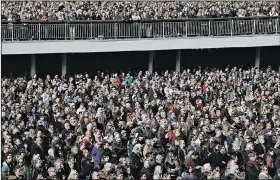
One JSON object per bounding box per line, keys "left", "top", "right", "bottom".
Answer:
{"left": 38, "top": 23, "right": 41, "bottom": 41}
{"left": 11, "top": 24, "right": 14, "bottom": 41}
{"left": 253, "top": 19, "right": 256, "bottom": 35}
{"left": 65, "top": 23, "right": 67, "bottom": 40}
{"left": 162, "top": 22, "right": 165, "bottom": 38}
{"left": 90, "top": 23, "right": 93, "bottom": 40}
{"left": 186, "top": 21, "right": 188, "bottom": 37}
{"left": 138, "top": 22, "right": 141, "bottom": 38}
{"left": 276, "top": 18, "right": 278, "bottom": 34}
{"left": 114, "top": 23, "right": 117, "bottom": 39}
{"left": 208, "top": 21, "right": 211, "bottom": 36}
{"left": 230, "top": 19, "right": 234, "bottom": 36}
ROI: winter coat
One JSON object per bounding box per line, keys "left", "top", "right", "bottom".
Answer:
{"left": 140, "top": 167, "right": 152, "bottom": 180}
{"left": 271, "top": 148, "right": 280, "bottom": 170}
{"left": 30, "top": 143, "right": 45, "bottom": 160}
{"left": 79, "top": 156, "right": 94, "bottom": 179}
{"left": 245, "top": 161, "right": 259, "bottom": 180}
{"left": 177, "top": 147, "right": 186, "bottom": 166}
{"left": 130, "top": 152, "right": 143, "bottom": 178}
{"left": 91, "top": 146, "right": 103, "bottom": 166}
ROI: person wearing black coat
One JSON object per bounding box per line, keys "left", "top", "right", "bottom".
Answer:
{"left": 79, "top": 148, "right": 94, "bottom": 180}
{"left": 265, "top": 132, "right": 274, "bottom": 150}
{"left": 270, "top": 143, "right": 280, "bottom": 170}
{"left": 219, "top": 147, "right": 230, "bottom": 171}
{"left": 140, "top": 160, "right": 153, "bottom": 180}
{"left": 130, "top": 144, "right": 143, "bottom": 180}
{"left": 54, "top": 159, "right": 70, "bottom": 180}
{"left": 30, "top": 137, "right": 45, "bottom": 161}
{"left": 71, "top": 146, "right": 83, "bottom": 173}
{"left": 112, "top": 135, "right": 126, "bottom": 159}
{"left": 254, "top": 140, "right": 266, "bottom": 156}
{"left": 177, "top": 140, "right": 186, "bottom": 168}
{"left": 45, "top": 148, "right": 56, "bottom": 168}
{"left": 210, "top": 146, "right": 222, "bottom": 169}
{"left": 245, "top": 153, "right": 260, "bottom": 180}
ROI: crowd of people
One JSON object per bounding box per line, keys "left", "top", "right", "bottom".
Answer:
{"left": 1, "top": 66, "right": 280, "bottom": 180}
{"left": 2, "top": 1, "right": 279, "bottom": 21}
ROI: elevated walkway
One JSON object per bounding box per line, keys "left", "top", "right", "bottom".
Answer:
{"left": 2, "top": 35, "right": 280, "bottom": 55}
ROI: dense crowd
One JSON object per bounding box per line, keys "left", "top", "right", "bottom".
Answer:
{"left": 1, "top": 1, "right": 279, "bottom": 21}
{"left": 1, "top": 66, "right": 280, "bottom": 180}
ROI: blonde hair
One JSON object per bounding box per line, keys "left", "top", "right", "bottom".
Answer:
{"left": 166, "top": 152, "right": 175, "bottom": 163}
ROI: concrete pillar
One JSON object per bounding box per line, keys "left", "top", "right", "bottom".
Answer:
{"left": 176, "top": 50, "right": 181, "bottom": 72}
{"left": 30, "top": 54, "right": 36, "bottom": 77}
{"left": 62, "top": 53, "right": 67, "bottom": 76}
{"left": 255, "top": 47, "right": 261, "bottom": 68}
{"left": 148, "top": 51, "right": 154, "bottom": 74}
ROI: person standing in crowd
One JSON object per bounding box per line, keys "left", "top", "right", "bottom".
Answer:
{"left": 246, "top": 153, "right": 260, "bottom": 180}
{"left": 130, "top": 144, "right": 143, "bottom": 180}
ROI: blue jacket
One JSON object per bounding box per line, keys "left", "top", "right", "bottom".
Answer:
{"left": 91, "top": 146, "right": 103, "bottom": 166}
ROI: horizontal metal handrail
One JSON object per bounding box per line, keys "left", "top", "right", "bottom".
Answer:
{"left": 2, "top": 18, "right": 279, "bottom": 41}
